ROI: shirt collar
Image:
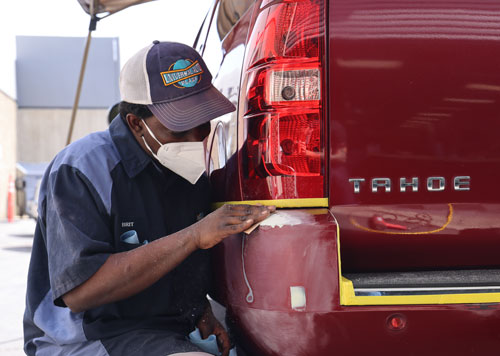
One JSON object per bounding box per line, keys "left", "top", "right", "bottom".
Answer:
{"left": 109, "top": 115, "right": 152, "bottom": 178}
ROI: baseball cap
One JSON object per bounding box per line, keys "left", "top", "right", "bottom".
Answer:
{"left": 119, "top": 41, "right": 235, "bottom": 132}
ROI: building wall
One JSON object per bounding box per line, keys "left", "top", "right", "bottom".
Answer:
{"left": 16, "top": 36, "right": 120, "bottom": 109}
{"left": 17, "top": 108, "right": 109, "bottom": 163}
{"left": 0, "top": 90, "right": 17, "bottom": 220}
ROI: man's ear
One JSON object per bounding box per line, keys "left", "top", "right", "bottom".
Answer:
{"left": 125, "top": 114, "right": 143, "bottom": 135}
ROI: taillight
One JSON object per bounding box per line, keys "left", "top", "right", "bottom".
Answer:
{"left": 239, "top": 0, "right": 326, "bottom": 201}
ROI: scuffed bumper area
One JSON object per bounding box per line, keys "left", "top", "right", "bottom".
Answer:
{"left": 212, "top": 208, "right": 340, "bottom": 313}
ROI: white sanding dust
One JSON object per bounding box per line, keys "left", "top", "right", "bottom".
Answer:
{"left": 259, "top": 211, "right": 303, "bottom": 228}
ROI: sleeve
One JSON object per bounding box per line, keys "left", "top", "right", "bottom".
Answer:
{"left": 44, "top": 164, "right": 114, "bottom": 306}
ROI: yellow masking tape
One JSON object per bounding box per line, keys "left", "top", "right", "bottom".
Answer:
{"left": 212, "top": 198, "right": 328, "bottom": 210}
{"left": 340, "top": 274, "right": 500, "bottom": 305}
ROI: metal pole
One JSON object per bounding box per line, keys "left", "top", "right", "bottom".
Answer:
{"left": 66, "top": 30, "right": 93, "bottom": 145}
{"left": 66, "top": 0, "right": 98, "bottom": 146}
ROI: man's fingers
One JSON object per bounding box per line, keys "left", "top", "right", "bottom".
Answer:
{"left": 217, "top": 204, "right": 277, "bottom": 235}
{"left": 223, "top": 204, "right": 273, "bottom": 218}
{"left": 215, "top": 329, "right": 231, "bottom": 356}
{"left": 267, "top": 205, "right": 277, "bottom": 213}
{"left": 223, "top": 204, "right": 253, "bottom": 211}
{"left": 223, "top": 216, "right": 254, "bottom": 225}
{"left": 222, "top": 204, "right": 261, "bottom": 215}
{"left": 223, "top": 204, "right": 272, "bottom": 213}
{"left": 249, "top": 207, "right": 272, "bottom": 223}
{"left": 224, "top": 205, "right": 275, "bottom": 223}
{"left": 228, "top": 219, "right": 254, "bottom": 233}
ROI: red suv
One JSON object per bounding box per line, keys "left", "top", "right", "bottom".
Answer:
{"left": 195, "top": 0, "right": 500, "bottom": 355}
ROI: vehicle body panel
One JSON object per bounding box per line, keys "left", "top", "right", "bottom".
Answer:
{"left": 211, "top": 209, "right": 340, "bottom": 312}
{"left": 227, "top": 304, "right": 500, "bottom": 356}
{"left": 202, "top": 0, "right": 500, "bottom": 354}
{"left": 328, "top": 0, "right": 500, "bottom": 271}
{"left": 336, "top": 203, "right": 500, "bottom": 272}
{"left": 212, "top": 208, "right": 500, "bottom": 355}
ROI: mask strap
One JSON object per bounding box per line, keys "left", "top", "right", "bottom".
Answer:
{"left": 141, "top": 136, "right": 160, "bottom": 160}
{"left": 140, "top": 120, "right": 162, "bottom": 159}
{"left": 141, "top": 119, "right": 163, "bottom": 146}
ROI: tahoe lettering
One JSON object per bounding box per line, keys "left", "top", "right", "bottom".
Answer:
{"left": 348, "top": 176, "right": 470, "bottom": 194}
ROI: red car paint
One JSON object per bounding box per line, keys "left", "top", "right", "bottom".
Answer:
{"left": 328, "top": 0, "right": 500, "bottom": 272}
{"left": 199, "top": 0, "right": 500, "bottom": 354}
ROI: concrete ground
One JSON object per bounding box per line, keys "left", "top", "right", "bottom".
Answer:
{"left": 0, "top": 218, "right": 231, "bottom": 356}
{"left": 0, "top": 218, "right": 35, "bottom": 356}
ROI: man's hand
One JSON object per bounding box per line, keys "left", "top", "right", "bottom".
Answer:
{"left": 191, "top": 204, "right": 275, "bottom": 250}
{"left": 197, "top": 304, "right": 231, "bottom": 356}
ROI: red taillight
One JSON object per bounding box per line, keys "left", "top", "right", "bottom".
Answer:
{"left": 248, "top": 113, "right": 321, "bottom": 177}
{"left": 239, "top": 0, "right": 326, "bottom": 200}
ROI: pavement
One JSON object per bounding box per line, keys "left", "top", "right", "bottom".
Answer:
{"left": 0, "top": 218, "right": 36, "bottom": 356}
{"left": 0, "top": 218, "right": 229, "bottom": 356}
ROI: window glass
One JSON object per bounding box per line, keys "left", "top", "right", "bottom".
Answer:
{"left": 217, "top": 0, "right": 254, "bottom": 40}
{"left": 203, "top": 0, "right": 254, "bottom": 74}
{"left": 202, "top": 2, "right": 224, "bottom": 76}
{"left": 194, "top": 0, "right": 217, "bottom": 54}
{"left": 204, "top": 0, "right": 254, "bottom": 175}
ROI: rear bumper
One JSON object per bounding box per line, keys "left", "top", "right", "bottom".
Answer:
{"left": 228, "top": 304, "right": 500, "bottom": 356}
{"left": 212, "top": 208, "right": 500, "bottom": 355}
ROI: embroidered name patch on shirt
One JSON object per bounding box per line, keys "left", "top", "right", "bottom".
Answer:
{"left": 160, "top": 59, "right": 203, "bottom": 88}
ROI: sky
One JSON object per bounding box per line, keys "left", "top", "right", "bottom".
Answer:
{"left": 0, "top": 0, "right": 211, "bottom": 98}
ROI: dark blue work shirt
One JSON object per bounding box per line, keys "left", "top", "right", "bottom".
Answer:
{"left": 23, "top": 116, "right": 212, "bottom": 356}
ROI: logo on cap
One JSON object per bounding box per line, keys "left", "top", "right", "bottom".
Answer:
{"left": 160, "top": 59, "right": 203, "bottom": 88}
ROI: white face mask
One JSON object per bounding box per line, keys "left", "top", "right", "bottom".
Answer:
{"left": 141, "top": 120, "right": 206, "bottom": 184}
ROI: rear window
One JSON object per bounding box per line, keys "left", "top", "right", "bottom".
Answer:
{"left": 217, "top": 0, "right": 254, "bottom": 39}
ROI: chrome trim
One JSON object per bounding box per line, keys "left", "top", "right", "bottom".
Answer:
{"left": 400, "top": 177, "right": 418, "bottom": 192}
{"left": 427, "top": 176, "right": 445, "bottom": 191}
{"left": 372, "top": 178, "right": 391, "bottom": 193}
{"left": 348, "top": 178, "right": 365, "bottom": 194}
{"left": 348, "top": 176, "right": 471, "bottom": 193}
{"left": 454, "top": 176, "right": 471, "bottom": 191}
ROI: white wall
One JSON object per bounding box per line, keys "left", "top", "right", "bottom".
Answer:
{"left": 0, "top": 35, "right": 16, "bottom": 99}
{"left": 0, "top": 90, "right": 17, "bottom": 219}
{"left": 17, "top": 108, "right": 109, "bottom": 163}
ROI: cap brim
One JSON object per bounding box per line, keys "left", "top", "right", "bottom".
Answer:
{"left": 148, "top": 85, "right": 236, "bottom": 132}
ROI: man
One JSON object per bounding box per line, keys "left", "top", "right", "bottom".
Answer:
{"left": 23, "top": 41, "right": 274, "bottom": 356}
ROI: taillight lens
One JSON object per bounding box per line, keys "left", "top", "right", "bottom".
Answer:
{"left": 267, "top": 68, "right": 321, "bottom": 103}
{"left": 239, "top": 0, "right": 326, "bottom": 200}
{"left": 247, "top": 113, "right": 321, "bottom": 177}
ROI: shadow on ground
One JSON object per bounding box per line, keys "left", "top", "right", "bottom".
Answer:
{"left": 3, "top": 246, "right": 32, "bottom": 253}
{"left": 9, "top": 234, "right": 34, "bottom": 238}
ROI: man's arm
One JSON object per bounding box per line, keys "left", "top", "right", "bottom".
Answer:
{"left": 62, "top": 204, "right": 274, "bottom": 313}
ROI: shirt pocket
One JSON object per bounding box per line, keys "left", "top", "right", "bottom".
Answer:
{"left": 115, "top": 217, "right": 149, "bottom": 252}
{"left": 118, "top": 230, "right": 149, "bottom": 251}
